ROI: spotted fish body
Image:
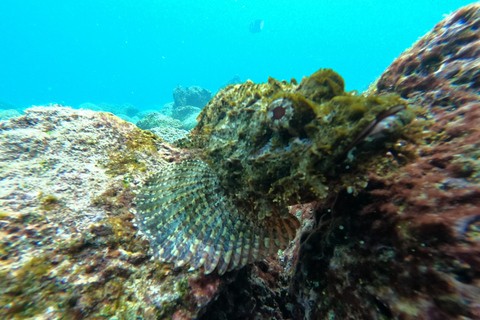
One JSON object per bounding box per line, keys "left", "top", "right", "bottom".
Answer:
{"left": 134, "top": 69, "right": 410, "bottom": 274}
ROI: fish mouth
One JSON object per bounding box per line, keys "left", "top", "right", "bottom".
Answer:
{"left": 343, "top": 104, "right": 407, "bottom": 155}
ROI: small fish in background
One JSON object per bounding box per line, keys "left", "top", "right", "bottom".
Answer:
{"left": 249, "top": 19, "right": 264, "bottom": 33}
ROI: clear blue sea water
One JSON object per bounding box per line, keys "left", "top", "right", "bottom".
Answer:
{"left": 0, "top": 0, "right": 475, "bottom": 110}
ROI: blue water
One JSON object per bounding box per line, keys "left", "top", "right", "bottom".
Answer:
{"left": 0, "top": 0, "right": 475, "bottom": 110}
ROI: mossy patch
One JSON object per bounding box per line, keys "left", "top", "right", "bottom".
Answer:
{"left": 0, "top": 254, "right": 71, "bottom": 318}
{"left": 102, "top": 128, "right": 160, "bottom": 176}
{"left": 38, "top": 192, "right": 59, "bottom": 211}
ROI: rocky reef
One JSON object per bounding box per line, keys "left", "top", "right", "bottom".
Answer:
{"left": 1, "top": 3, "right": 480, "bottom": 319}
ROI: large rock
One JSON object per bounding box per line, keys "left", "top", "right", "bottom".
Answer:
{"left": 172, "top": 105, "right": 201, "bottom": 130}
{"left": 148, "top": 126, "right": 189, "bottom": 143}
{"left": 0, "top": 106, "right": 213, "bottom": 319}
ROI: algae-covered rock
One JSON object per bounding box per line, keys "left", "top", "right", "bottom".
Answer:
{"left": 0, "top": 106, "right": 224, "bottom": 319}
{"left": 286, "top": 4, "right": 480, "bottom": 320}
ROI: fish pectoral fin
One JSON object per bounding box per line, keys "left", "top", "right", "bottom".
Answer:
{"left": 133, "top": 159, "right": 300, "bottom": 275}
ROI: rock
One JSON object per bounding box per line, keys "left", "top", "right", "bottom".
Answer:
{"left": 78, "top": 102, "right": 103, "bottom": 112}
{"left": 136, "top": 112, "right": 183, "bottom": 130}
{"left": 185, "top": 86, "right": 212, "bottom": 108}
{"left": 118, "top": 103, "right": 140, "bottom": 117}
{"left": 172, "top": 105, "right": 201, "bottom": 121}
{"left": 148, "top": 126, "right": 189, "bottom": 143}
{"left": 0, "top": 106, "right": 228, "bottom": 319}
{"left": 0, "top": 109, "right": 21, "bottom": 120}
{"left": 173, "top": 85, "right": 212, "bottom": 108}
{"left": 137, "top": 109, "right": 158, "bottom": 119}
{"left": 94, "top": 102, "right": 140, "bottom": 118}
{"left": 220, "top": 74, "right": 242, "bottom": 90}
{"left": 180, "top": 112, "right": 201, "bottom": 131}
{"left": 173, "top": 85, "right": 187, "bottom": 107}
{"left": 159, "top": 102, "right": 175, "bottom": 117}
{"left": 289, "top": 4, "right": 480, "bottom": 319}
{"left": 172, "top": 105, "right": 202, "bottom": 129}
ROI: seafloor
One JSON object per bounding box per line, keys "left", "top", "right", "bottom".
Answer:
{"left": 1, "top": 3, "right": 480, "bottom": 320}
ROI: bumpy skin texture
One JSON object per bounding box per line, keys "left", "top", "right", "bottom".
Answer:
{"left": 190, "top": 70, "right": 408, "bottom": 217}
{"left": 135, "top": 68, "right": 410, "bottom": 275}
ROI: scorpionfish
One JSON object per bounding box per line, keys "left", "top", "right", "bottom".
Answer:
{"left": 134, "top": 68, "right": 411, "bottom": 275}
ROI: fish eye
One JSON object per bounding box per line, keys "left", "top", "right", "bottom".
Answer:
{"left": 267, "top": 98, "right": 293, "bottom": 131}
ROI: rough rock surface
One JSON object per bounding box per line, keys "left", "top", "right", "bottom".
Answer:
{"left": 172, "top": 105, "right": 201, "bottom": 130}
{"left": 148, "top": 126, "right": 189, "bottom": 143}
{"left": 136, "top": 111, "right": 184, "bottom": 130}
{"left": 0, "top": 106, "right": 223, "bottom": 319}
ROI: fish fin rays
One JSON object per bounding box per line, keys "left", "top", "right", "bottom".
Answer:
{"left": 134, "top": 159, "right": 300, "bottom": 275}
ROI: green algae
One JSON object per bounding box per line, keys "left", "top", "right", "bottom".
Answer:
{"left": 103, "top": 128, "right": 159, "bottom": 177}
{"left": 0, "top": 254, "right": 70, "bottom": 319}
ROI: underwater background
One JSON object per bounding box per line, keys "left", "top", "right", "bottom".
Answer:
{"left": 2, "top": 1, "right": 480, "bottom": 319}
{"left": 0, "top": 0, "right": 475, "bottom": 110}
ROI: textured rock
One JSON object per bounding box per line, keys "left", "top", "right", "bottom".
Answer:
{"left": 172, "top": 105, "right": 202, "bottom": 130}
{"left": 136, "top": 111, "right": 184, "bottom": 130}
{"left": 0, "top": 106, "right": 225, "bottom": 319}
{"left": 159, "top": 102, "right": 175, "bottom": 117}
{"left": 149, "top": 126, "right": 189, "bottom": 143}
{"left": 173, "top": 85, "right": 188, "bottom": 107}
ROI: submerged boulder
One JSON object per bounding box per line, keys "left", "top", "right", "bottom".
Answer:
{"left": 173, "top": 85, "right": 212, "bottom": 108}
{"left": 136, "top": 111, "right": 183, "bottom": 130}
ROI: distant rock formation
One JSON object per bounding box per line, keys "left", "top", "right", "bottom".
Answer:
{"left": 173, "top": 85, "right": 212, "bottom": 109}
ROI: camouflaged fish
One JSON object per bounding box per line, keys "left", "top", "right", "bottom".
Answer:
{"left": 134, "top": 69, "right": 411, "bottom": 275}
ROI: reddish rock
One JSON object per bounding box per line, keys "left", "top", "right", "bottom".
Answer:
{"left": 287, "top": 4, "right": 480, "bottom": 319}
